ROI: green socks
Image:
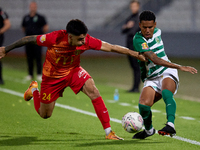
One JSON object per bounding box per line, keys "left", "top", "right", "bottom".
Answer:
{"left": 139, "top": 89, "right": 176, "bottom": 130}
{"left": 162, "top": 89, "right": 176, "bottom": 124}
{"left": 139, "top": 103, "right": 153, "bottom": 130}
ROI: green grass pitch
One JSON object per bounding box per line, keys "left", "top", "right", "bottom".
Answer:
{"left": 0, "top": 56, "right": 200, "bottom": 150}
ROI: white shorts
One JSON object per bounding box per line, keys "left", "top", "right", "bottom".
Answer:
{"left": 143, "top": 68, "right": 179, "bottom": 95}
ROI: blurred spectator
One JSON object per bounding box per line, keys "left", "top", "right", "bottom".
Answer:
{"left": 0, "top": 8, "right": 11, "bottom": 84}
{"left": 122, "top": 0, "right": 141, "bottom": 92}
{"left": 22, "top": 1, "right": 49, "bottom": 81}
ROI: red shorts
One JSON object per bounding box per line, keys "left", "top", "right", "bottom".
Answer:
{"left": 40, "top": 66, "right": 91, "bottom": 104}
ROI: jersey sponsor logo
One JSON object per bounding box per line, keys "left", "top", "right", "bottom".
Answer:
{"left": 40, "top": 35, "right": 46, "bottom": 43}
{"left": 141, "top": 42, "right": 149, "bottom": 50}
{"left": 55, "top": 56, "right": 74, "bottom": 65}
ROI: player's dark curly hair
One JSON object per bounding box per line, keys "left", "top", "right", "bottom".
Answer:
{"left": 139, "top": 10, "right": 156, "bottom": 22}
{"left": 66, "top": 19, "right": 88, "bottom": 36}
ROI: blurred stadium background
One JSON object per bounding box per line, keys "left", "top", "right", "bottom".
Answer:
{"left": 0, "top": 1, "right": 200, "bottom": 148}
{"left": 1, "top": 0, "right": 200, "bottom": 57}
{"left": 1, "top": 0, "right": 200, "bottom": 99}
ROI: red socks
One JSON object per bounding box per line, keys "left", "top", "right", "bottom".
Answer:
{"left": 33, "top": 90, "right": 41, "bottom": 113}
{"left": 32, "top": 92, "right": 110, "bottom": 130}
{"left": 92, "top": 96, "right": 111, "bottom": 129}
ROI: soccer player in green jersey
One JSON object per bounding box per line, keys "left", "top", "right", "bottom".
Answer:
{"left": 132, "top": 10, "right": 197, "bottom": 139}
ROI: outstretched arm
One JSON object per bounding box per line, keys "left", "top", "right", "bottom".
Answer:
{"left": 100, "top": 41, "right": 146, "bottom": 61}
{"left": 144, "top": 51, "right": 198, "bottom": 74}
{"left": 0, "top": 35, "right": 37, "bottom": 59}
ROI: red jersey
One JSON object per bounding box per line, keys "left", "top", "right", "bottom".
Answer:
{"left": 36, "top": 30, "right": 102, "bottom": 78}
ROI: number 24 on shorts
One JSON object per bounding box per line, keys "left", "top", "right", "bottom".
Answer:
{"left": 42, "top": 93, "right": 51, "bottom": 101}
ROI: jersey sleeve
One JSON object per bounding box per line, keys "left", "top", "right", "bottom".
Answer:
{"left": 87, "top": 35, "right": 102, "bottom": 50}
{"left": 36, "top": 30, "right": 61, "bottom": 47}
{"left": 133, "top": 34, "right": 151, "bottom": 53}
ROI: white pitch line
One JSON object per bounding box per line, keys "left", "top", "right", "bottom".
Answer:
{"left": 0, "top": 87, "right": 200, "bottom": 146}
{"left": 0, "top": 87, "right": 24, "bottom": 97}
{"left": 179, "top": 116, "right": 195, "bottom": 120}
{"left": 107, "top": 101, "right": 195, "bottom": 120}
{"left": 151, "top": 109, "right": 161, "bottom": 113}
{"left": 119, "top": 102, "right": 131, "bottom": 106}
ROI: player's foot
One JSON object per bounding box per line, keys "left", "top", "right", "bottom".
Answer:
{"left": 105, "top": 131, "right": 124, "bottom": 140}
{"left": 24, "top": 81, "right": 38, "bottom": 101}
{"left": 158, "top": 124, "right": 176, "bottom": 137}
{"left": 132, "top": 129, "right": 155, "bottom": 139}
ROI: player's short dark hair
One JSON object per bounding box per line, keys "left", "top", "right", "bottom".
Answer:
{"left": 66, "top": 19, "right": 88, "bottom": 36}
{"left": 139, "top": 10, "right": 156, "bottom": 22}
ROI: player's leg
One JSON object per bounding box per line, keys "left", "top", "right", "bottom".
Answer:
{"left": 81, "top": 78, "right": 123, "bottom": 140}
{"left": 31, "top": 92, "right": 55, "bottom": 119}
{"left": 162, "top": 77, "right": 176, "bottom": 124}
{"left": 39, "top": 101, "right": 56, "bottom": 119}
{"left": 32, "top": 88, "right": 56, "bottom": 118}
{"left": 24, "top": 74, "right": 67, "bottom": 119}
{"left": 69, "top": 66, "right": 123, "bottom": 140}
{"left": 81, "top": 78, "right": 110, "bottom": 131}
{"left": 24, "top": 80, "right": 56, "bottom": 119}
{"left": 81, "top": 78, "right": 100, "bottom": 99}
{"left": 158, "top": 77, "right": 177, "bottom": 137}
{"left": 132, "top": 86, "right": 157, "bottom": 139}
{"left": 153, "top": 92, "right": 163, "bottom": 104}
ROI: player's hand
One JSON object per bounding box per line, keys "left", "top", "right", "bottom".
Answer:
{"left": 0, "top": 47, "right": 6, "bottom": 59}
{"left": 180, "top": 66, "right": 198, "bottom": 74}
{"left": 137, "top": 53, "right": 147, "bottom": 62}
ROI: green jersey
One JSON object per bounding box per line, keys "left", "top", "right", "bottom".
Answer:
{"left": 133, "top": 28, "right": 169, "bottom": 82}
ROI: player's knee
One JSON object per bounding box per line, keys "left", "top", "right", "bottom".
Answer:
{"left": 139, "top": 100, "right": 147, "bottom": 106}
{"left": 93, "top": 88, "right": 100, "bottom": 96}
{"left": 139, "top": 98, "right": 153, "bottom": 107}
{"left": 83, "top": 78, "right": 100, "bottom": 99}
{"left": 90, "top": 88, "right": 100, "bottom": 99}
{"left": 39, "top": 112, "right": 52, "bottom": 119}
{"left": 85, "top": 82, "right": 100, "bottom": 98}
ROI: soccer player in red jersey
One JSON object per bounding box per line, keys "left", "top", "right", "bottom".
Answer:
{"left": 0, "top": 19, "right": 146, "bottom": 140}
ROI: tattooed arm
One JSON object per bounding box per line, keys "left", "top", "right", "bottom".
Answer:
{"left": 5, "top": 35, "right": 37, "bottom": 53}
{"left": 143, "top": 51, "right": 197, "bottom": 74}
{"left": 0, "top": 35, "right": 37, "bottom": 59}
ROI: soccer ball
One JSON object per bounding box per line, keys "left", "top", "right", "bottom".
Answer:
{"left": 122, "top": 112, "right": 143, "bottom": 133}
